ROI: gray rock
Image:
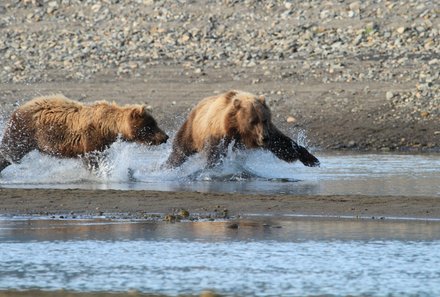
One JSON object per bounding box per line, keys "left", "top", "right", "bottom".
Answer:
{"left": 386, "top": 91, "right": 394, "bottom": 100}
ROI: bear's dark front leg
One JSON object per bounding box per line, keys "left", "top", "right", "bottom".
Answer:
{"left": 291, "top": 142, "right": 320, "bottom": 167}
{"left": 164, "top": 121, "right": 197, "bottom": 168}
{"left": 165, "top": 137, "right": 197, "bottom": 168}
{"left": 165, "top": 146, "right": 193, "bottom": 168}
{"left": 266, "top": 125, "right": 320, "bottom": 167}
{"left": 204, "top": 137, "right": 236, "bottom": 168}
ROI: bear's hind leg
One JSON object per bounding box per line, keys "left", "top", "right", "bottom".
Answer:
{"left": 0, "top": 115, "right": 37, "bottom": 173}
{"left": 81, "top": 151, "right": 108, "bottom": 173}
{"left": 0, "top": 150, "right": 11, "bottom": 173}
{"left": 0, "top": 142, "right": 36, "bottom": 173}
{"left": 0, "top": 142, "right": 35, "bottom": 173}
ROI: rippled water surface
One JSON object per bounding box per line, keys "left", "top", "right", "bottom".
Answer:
{"left": 1, "top": 218, "right": 440, "bottom": 296}
{"left": 1, "top": 140, "right": 439, "bottom": 196}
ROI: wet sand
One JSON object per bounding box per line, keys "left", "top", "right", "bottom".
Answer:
{"left": 0, "top": 188, "right": 439, "bottom": 221}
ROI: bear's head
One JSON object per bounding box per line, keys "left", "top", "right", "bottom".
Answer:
{"left": 226, "top": 91, "right": 271, "bottom": 148}
{"left": 125, "top": 106, "right": 168, "bottom": 145}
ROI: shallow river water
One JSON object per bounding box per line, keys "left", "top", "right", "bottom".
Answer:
{"left": 0, "top": 140, "right": 439, "bottom": 196}
{"left": 1, "top": 218, "right": 440, "bottom": 296}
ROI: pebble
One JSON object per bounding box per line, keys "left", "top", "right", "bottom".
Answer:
{"left": 286, "top": 116, "right": 296, "bottom": 124}
{"left": 164, "top": 214, "right": 176, "bottom": 222}
{"left": 386, "top": 91, "right": 394, "bottom": 100}
{"left": 396, "top": 27, "right": 406, "bottom": 34}
{"left": 420, "top": 111, "right": 429, "bottom": 118}
{"left": 349, "top": 2, "right": 360, "bottom": 13}
{"left": 227, "top": 223, "right": 239, "bottom": 229}
{"left": 178, "top": 209, "right": 190, "bottom": 218}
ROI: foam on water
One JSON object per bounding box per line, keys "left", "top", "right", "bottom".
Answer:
{"left": 0, "top": 136, "right": 313, "bottom": 186}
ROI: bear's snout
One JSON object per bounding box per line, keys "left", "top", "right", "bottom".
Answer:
{"left": 150, "top": 130, "right": 169, "bottom": 145}
{"left": 135, "top": 126, "right": 169, "bottom": 145}
{"left": 157, "top": 132, "right": 169, "bottom": 144}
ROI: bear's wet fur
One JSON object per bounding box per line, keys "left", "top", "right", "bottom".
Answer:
{"left": 0, "top": 94, "right": 168, "bottom": 172}
{"left": 166, "top": 90, "right": 319, "bottom": 168}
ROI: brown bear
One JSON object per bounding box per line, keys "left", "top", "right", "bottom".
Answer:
{"left": 0, "top": 94, "right": 168, "bottom": 173}
{"left": 165, "top": 90, "right": 319, "bottom": 168}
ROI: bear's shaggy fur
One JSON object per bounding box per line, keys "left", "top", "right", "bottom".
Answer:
{"left": 0, "top": 94, "right": 168, "bottom": 172}
{"left": 166, "top": 90, "right": 319, "bottom": 168}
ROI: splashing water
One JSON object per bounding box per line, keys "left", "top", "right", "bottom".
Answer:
{"left": 0, "top": 130, "right": 320, "bottom": 189}
{"left": 1, "top": 119, "right": 439, "bottom": 196}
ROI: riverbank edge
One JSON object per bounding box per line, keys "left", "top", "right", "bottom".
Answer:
{"left": 1, "top": 188, "right": 439, "bottom": 221}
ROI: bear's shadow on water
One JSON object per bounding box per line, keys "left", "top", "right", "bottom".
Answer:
{"left": 142, "top": 164, "right": 308, "bottom": 195}
{"left": 183, "top": 167, "right": 300, "bottom": 183}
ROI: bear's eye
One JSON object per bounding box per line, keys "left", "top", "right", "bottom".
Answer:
{"left": 249, "top": 118, "right": 259, "bottom": 125}
{"left": 138, "top": 126, "right": 151, "bottom": 137}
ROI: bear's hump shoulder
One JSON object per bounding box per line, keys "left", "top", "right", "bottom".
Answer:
{"left": 21, "top": 94, "right": 80, "bottom": 110}
{"left": 90, "top": 101, "right": 145, "bottom": 110}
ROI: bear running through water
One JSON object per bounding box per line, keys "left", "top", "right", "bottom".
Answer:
{"left": 0, "top": 94, "right": 168, "bottom": 173}
{"left": 165, "top": 90, "right": 320, "bottom": 168}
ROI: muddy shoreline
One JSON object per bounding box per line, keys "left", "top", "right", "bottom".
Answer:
{"left": 1, "top": 188, "right": 439, "bottom": 221}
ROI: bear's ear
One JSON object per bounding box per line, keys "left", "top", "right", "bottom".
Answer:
{"left": 258, "top": 95, "right": 266, "bottom": 104}
{"left": 224, "top": 90, "right": 237, "bottom": 101}
{"left": 233, "top": 98, "right": 241, "bottom": 109}
{"left": 130, "top": 106, "right": 145, "bottom": 119}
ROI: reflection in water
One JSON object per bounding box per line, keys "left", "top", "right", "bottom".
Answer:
{"left": 2, "top": 218, "right": 440, "bottom": 242}
{"left": 0, "top": 141, "right": 439, "bottom": 197}
{"left": 1, "top": 218, "right": 440, "bottom": 296}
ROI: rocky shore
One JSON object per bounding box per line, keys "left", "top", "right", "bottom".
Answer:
{"left": 0, "top": 0, "right": 439, "bottom": 151}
